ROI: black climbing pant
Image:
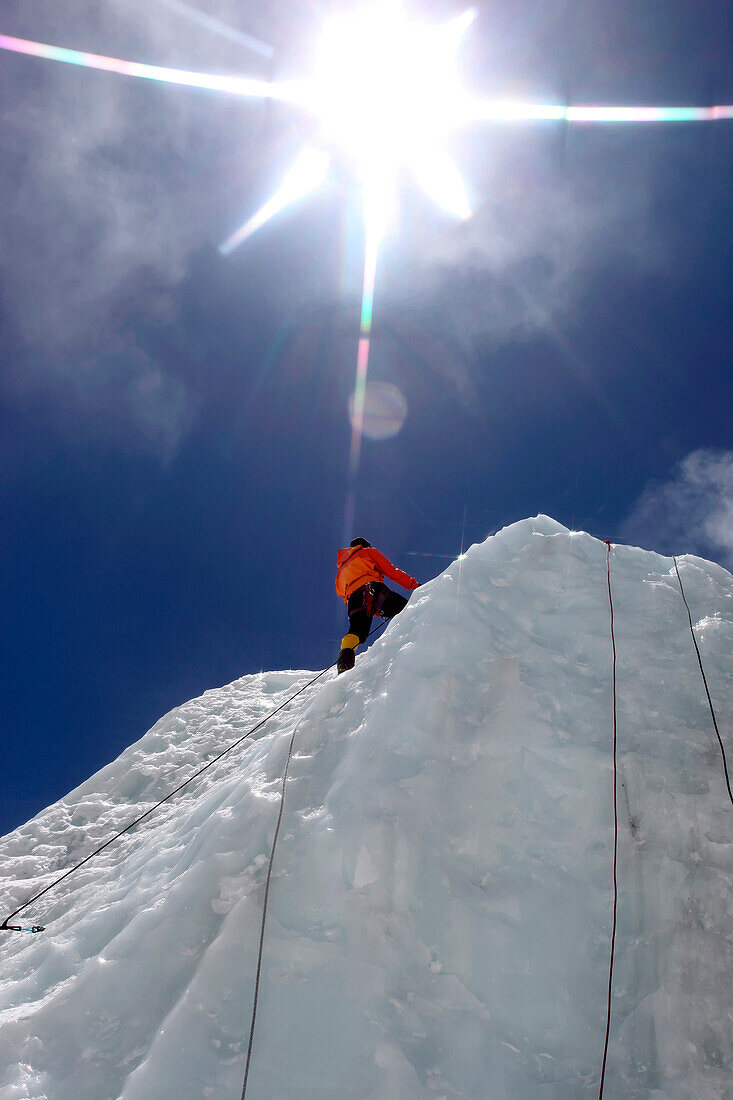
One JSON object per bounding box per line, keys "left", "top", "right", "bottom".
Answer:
{"left": 346, "top": 582, "right": 408, "bottom": 643}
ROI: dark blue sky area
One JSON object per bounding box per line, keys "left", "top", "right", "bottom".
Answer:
{"left": 1, "top": 0, "right": 732, "bottom": 835}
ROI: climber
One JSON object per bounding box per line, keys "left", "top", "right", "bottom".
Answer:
{"left": 335, "top": 538, "right": 419, "bottom": 673}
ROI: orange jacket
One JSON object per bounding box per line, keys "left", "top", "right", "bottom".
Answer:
{"left": 335, "top": 545, "right": 419, "bottom": 604}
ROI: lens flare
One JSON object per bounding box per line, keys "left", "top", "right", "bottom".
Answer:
{"left": 149, "top": 0, "right": 273, "bottom": 58}
{"left": 220, "top": 148, "right": 330, "bottom": 255}
{"left": 349, "top": 382, "right": 407, "bottom": 440}
{"left": 409, "top": 145, "right": 472, "bottom": 221}
{"left": 2, "top": 17, "right": 732, "bottom": 544}
{"left": 348, "top": 191, "right": 382, "bottom": 477}
{"left": 465, "top": 99, "right": 733, "bottom": 123}
{"left": 2, "top": 29, "right": 731, "bottom": 126}
{"left": 304, "top": 3, "right": 475, "bottom": 200}
{"left": 0, "top": 33, "right": 289, "bottom": 100}
{"left": 566, "top": 104, "right": 733, "bottom": 122}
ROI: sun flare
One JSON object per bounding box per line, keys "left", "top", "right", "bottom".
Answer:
{"left": 235, "top": 3, "right": 476, "bottom": 247}
{"left": 1, "top": 9, "right": 731, "bottom": 517}
{"left": 302, "top": 5, "right": 474, "bottom": 216}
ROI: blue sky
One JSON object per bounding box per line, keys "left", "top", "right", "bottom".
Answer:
{"left": 1, "top": 0, "right": 732, "bottom": 836}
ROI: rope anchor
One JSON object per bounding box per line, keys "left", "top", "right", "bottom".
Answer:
{"left": 1, "top": 923, "right": 45, "bottom": 934}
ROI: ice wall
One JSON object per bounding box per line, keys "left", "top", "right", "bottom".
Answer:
{"left": 0, "top": 517, "right": 731, "bottom": 1099}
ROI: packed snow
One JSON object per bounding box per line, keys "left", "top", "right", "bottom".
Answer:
{"left": 0, "top": 516, "right": 731, "bottom": 1099}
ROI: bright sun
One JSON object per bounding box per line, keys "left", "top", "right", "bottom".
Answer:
{"left": 305, "top": 5, "right": 475, "bottom": 218}
{"left": 220, "top": 3, "right": 475, "bottom": 254}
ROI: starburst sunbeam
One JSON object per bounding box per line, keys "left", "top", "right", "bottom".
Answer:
{"left": 149, "top": 0, "right": 274, "bottom": 57}
{"left": 219, "top": 148, "right": 330, "bottom": 255}
{"left": 0, "top": 33, "right": 290, "bottom": 100}
{"left": 3, "top": 28, "right": 731, "bottom": 124}
{"left": 2, "top": 14, "right": 732, "bottom": 542}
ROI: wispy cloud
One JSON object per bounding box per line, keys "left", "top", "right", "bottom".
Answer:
{"left": 0, "top": 0, "right": 271, "bottom": 456}
{"left": 621, "top": 450, "right": 733, "bottom": 569}
{"left": 387, "top": 138, "right": 669, "bottom": 356}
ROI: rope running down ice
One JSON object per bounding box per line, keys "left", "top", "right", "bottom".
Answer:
{"left": 598, "top": 540, "right": 619, "bottom": 1100}
{"left": 240, "top": 721, "right": 298, "bottom": 1099}
{"left": 673, "top": 557, "right": 732, "bottom": 808}
{"left": 239, "top": 619, "right": 389, "bottom": 1095}
{"left": 1, "top": 622, "right": 387, "bottom": 933}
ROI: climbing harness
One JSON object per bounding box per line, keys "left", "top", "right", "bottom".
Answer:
{"left": 366, "top": 581, "right": 388, "bottom": 617}
{"left": 597, "top": 541, "right": 619, "bottom": 1100}
{"left": 357, "top": 582, "right": 382, "bottom": 618}
{"left": 351, "top": 582, "right": 388, "bottom": 619}
{"left": 1, "top": 622, "right": 388, "bottom": 935}
{"left": 673, "top": 556, "right": 732, "bottom": 808}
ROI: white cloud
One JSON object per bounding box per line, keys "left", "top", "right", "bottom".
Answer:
{"left": 383, "top": 127, "right": 671, "bottom": 356}
{"left": 121, "top": 351, "right": 199, "bottom": 464}
{"left": 1, "top": 6, "right": 245, "bottom": 346}
{"left": 622, "top": 450, "right": 733, "bottom": 569}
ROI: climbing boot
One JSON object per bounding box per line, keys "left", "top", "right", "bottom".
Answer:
{"left": 337, "top": 647, "right": 356, "bottom": 674}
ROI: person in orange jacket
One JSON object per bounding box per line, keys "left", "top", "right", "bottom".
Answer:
{"left": 335, "top": 537, "right": 419, "bottom": 673}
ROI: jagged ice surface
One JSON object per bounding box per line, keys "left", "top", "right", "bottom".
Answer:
{"left": 1, "top": 517, "right": 732, "bottom": 1098}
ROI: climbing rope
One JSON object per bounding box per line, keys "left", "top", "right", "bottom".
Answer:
{"left": 239, "top": 617, "right": 388, "bottom": 1097}
{"left": 240, "top": 722, "right": 298, "bottom": 1099}
{"left": 598, "top": 540, "right": 619, "bottom": 1100}
{"left": 595, "top": 546, "right": 733, "bottom": 1096}
{"left": 673, "top": 557, "right": 733, "bottom": 808}
{"left": 1, "top": 622, "right": 386, "bottom": 934}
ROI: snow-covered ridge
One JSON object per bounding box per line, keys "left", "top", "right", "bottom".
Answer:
{"left": 1, "top": 516, "right": 731, "bottom": 1099}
